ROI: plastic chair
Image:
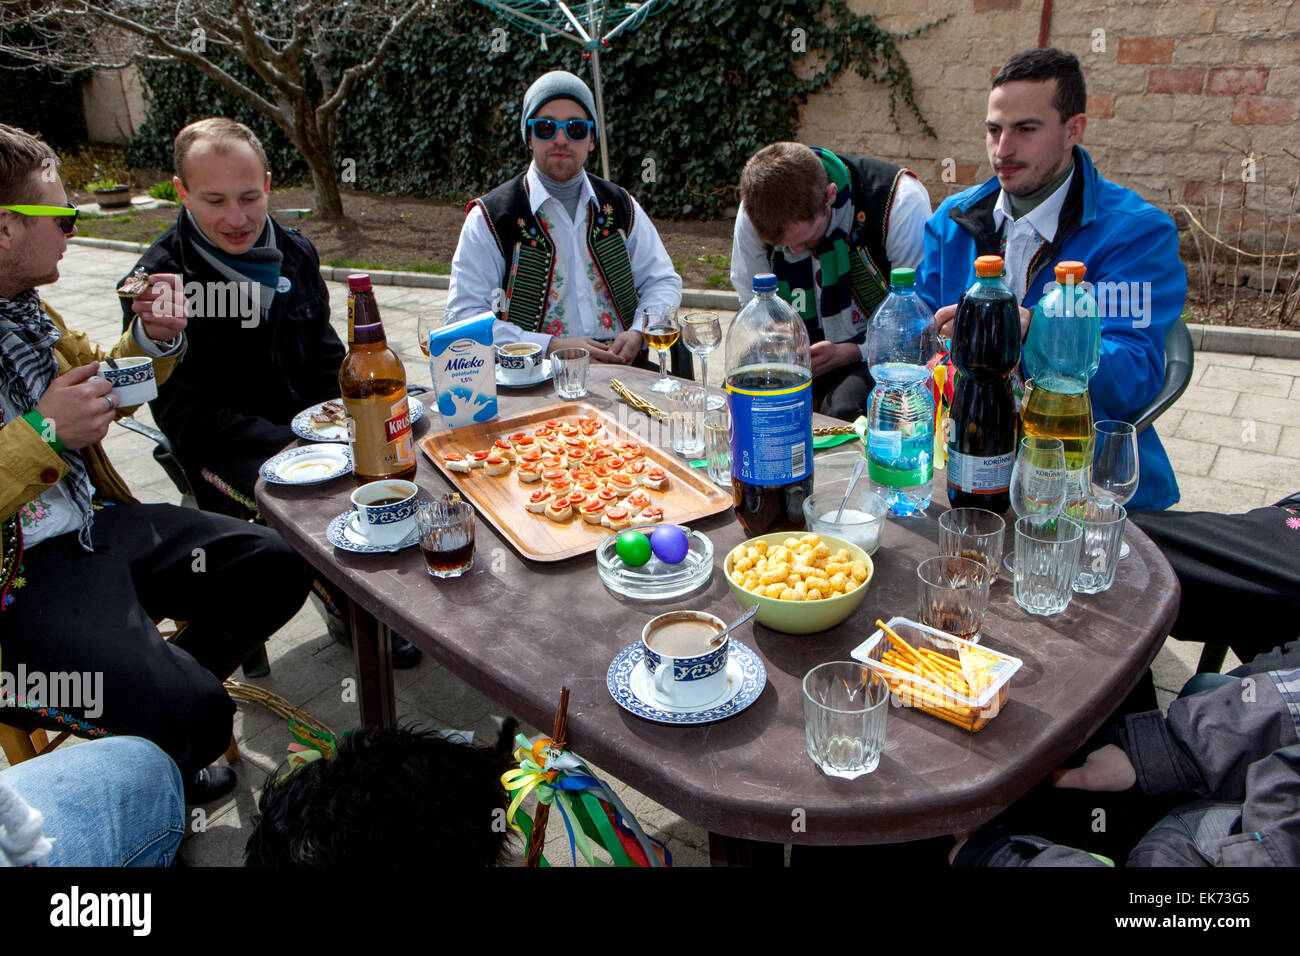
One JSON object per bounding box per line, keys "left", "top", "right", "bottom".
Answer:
{"left": 1127, "top": 318, "right": 1194, "bottom": 434}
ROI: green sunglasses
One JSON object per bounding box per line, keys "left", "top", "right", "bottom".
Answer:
{"left": 0, "top": 204, "right": 79, "bottom": 234}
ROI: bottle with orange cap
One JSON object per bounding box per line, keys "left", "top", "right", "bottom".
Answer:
{"left": 946, "top": 254, "right": 1021, "bottom": 513}
{"left": 1021, "top": 261, "right": 1101, "bottom": 498}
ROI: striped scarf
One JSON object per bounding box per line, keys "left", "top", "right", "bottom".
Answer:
{"left": 0, "top": 290, "right": 96, "bottom": 550}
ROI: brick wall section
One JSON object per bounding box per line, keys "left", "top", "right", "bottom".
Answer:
{"left": 796, "top": 0, "right": 1299, "bottom": 259}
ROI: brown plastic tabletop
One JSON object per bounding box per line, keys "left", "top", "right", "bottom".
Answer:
{"left": 257, "top": 362, "right": 1179, "bottom": 864}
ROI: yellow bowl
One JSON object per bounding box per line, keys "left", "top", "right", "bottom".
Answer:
{"left": 723, "top": 531, "right": 874, "bottom": 635}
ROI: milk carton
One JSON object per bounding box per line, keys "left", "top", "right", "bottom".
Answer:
{"left": 429, "top": 312, "right": 498, "bottom": 428}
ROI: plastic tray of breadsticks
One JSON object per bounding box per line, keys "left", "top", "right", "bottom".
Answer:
{"left": 850, "top": 616, "right": 1023, "bottom": 732}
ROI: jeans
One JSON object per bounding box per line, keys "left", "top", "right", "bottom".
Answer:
{"left": 1, "top": 736, "right": 185, "bottom": 866}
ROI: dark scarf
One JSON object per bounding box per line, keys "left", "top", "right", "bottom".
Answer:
{"left": 0, "top": 290, "right": 95, "bottom": 549}
{"left": 184, "top": 210, "right": 282, "bottom": 321}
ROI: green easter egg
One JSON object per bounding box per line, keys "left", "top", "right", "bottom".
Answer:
{"left": 615, "top": 530, "right": 652, "bottom": 567}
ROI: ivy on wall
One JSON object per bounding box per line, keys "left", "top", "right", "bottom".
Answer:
{"left": 125, "top": 0, "right": 944, "bottom": 219}
{"left": 0, "top": 34, "right": 88, "bottom": 149}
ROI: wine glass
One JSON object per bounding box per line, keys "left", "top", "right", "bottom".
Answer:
{"left": 643, "top": 306, "right": 679, "bottom": 394}
{"left": 1003, "top": 435, "right": 1067, "bottom": 573}
{"left": 680, "top": 311, "right": 726, "bottom": 410}
{"left": 416, "top": 314, "right": 442, "bottom": 359}
{"left": 1091, "top": 420, "right": 1139, "bottom": 558}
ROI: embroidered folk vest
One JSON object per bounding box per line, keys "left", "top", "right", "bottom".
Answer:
{"left": 766, "top": 153, "right": 915, "bottom": 323}
{"left": 470, "top": 172, "right": 639, "bottom": 333}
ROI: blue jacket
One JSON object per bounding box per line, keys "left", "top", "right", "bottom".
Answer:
{"left": 917, "top": 147, "right": 1185, "bottom": 511}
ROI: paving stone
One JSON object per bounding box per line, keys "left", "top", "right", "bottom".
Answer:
{"left": 1170, "top": 383, "right": 1241, "bottom": 413}
{"left": 1198, "top": 350, "right": 1257, "bottom": 369}
{"left": 1170, "top": 474, "right": 1266, "bottom": 513}
{"left": 1232, "top": 392, "right": 1300, "bottom": 428}
{"left": 1174, "top": 410, "right": 1280, "bottom": 454}
{"left": 1278, "top": 426, "right": 1300, "bottom": 460}
{"left": 1209, "top": 447, "right": 1300, "bottom": 491}
{"left": 1199, "top": 364, "right": 1293, "bottom": 398}
{"left": 1251, "top": 355, "right": 1300, "bottom": 376}
{"left": 1160, "top": 434, "right": 1220, "bottom": 475}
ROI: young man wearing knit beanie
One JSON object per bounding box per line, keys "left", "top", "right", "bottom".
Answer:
{"left": 447, "top": 70, "right": 681, "bottom": 365}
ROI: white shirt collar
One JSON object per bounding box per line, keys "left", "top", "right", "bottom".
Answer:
{"left": 525, "top": 162, "right": 596, "bottom": 218}
{"left": 991, "top": 163, "right": 1074, "bottom": 242}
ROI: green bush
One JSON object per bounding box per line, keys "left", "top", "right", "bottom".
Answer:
{"left": 126, "top": 0, "right": 942, "bottom": 219}
{"left": 147, "top": 180, "right": 179, "bottom": 202}
{"left": 58, "top": 145, "right": 131, "bottom": 192}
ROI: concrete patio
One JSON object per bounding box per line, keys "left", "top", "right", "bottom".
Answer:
{"left": 8, "top": 241, "right": 1298, "bottom": 866}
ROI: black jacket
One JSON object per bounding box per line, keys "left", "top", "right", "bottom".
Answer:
{"left": 119, "top": 212, "right": 345, "bottom": 485}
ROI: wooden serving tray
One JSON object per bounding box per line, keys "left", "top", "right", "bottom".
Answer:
{"left": 418, "top": 401, "right": 733, "bottom": 562}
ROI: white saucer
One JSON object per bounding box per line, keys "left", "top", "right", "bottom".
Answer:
{"left": 495, "top": 359, "right": 553, "bottom": 389}
{"left": 292, "top": 396, "right": 425, "bottom": 442}
{"left": 606, "top": 640, "right": 766, "bottom": 725}
{"left": 260, "top": 444, "right": 351, "bottom": 485}
{"left": 325, "top": 509, "right": 420, "bottom": 554}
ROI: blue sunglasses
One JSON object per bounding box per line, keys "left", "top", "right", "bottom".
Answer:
{"left": 527, "top": 118, "right": 595, "bottom": 142}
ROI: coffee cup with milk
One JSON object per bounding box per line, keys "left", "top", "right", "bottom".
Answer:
{"left": 641, "top": 610, "right": 729, "bottom": 708}
{"left": 495, "top": 342, "right": 543, "bottom": 382}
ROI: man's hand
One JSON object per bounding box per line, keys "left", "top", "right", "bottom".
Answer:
{"left": 34, "top": 363, "right": 116, "bottom": 450}
{"left": 1051, "top": 744, "right": 1137, "bottom": 792}
{"left": 935, "top": 303, "right": 1032, "bottom": 341}
{"left": 609, "top": 329, "right": 644, "bottom": 364}
{"left": 129, "top": 273, "right": 187, "bottom": 342}
{"left": 809, "top": 340, "right": 862, "bottom": 377}
{"left": 547, "top": 336, "right": 623, "bottom": 364}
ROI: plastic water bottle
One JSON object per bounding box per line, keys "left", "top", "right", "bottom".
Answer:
{"left": 724, "top": 273, "right": 814, "bottom": 535}
{"left": 864, "top": 268, "right": 939, "bottom": 516}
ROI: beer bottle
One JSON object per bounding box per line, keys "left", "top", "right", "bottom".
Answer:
{"left": 339, "top": 273, "right": 416, "bottom": 484}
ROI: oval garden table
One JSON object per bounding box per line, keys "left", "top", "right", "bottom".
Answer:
{"left": 258, "top": 362, "right": 1179, "bottom": 866}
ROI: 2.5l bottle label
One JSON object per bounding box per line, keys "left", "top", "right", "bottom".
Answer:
{"left": 728, "top": 373, "right": 813, "bottom": 486}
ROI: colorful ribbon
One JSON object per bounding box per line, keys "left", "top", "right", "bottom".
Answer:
{"left": 501, "top": 734, "right": 670, "bottom": 867}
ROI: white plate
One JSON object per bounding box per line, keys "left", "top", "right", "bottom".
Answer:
{"left": 291, "top": 396, "right": 425, "bottom": 442}
{"left": 606, "top": 640, "right": 766, "bottom": 725}
{"left": 260, "top": 444, "right": 352, "bottom": 485}
{"left": 325, "top": 509, "right": 420, "bottom": 554}
{"left": 495, "top": 359, "right": 553, "bottom": 389}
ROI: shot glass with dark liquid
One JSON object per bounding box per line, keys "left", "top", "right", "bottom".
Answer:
{"left": 416, "top": 499, "right": 475, "bottom": 578}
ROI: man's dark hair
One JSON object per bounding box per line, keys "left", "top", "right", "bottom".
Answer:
{"left": 992, "top": 48, "right": 1087, "bottom": 122}
{"left": 245, "top": 722, "right": 518, "bottom": 867}
{"left": 0, "top": 124, "right": 56, "bottom": 205}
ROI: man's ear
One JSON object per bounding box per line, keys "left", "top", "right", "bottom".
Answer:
{"left": 264, "top": 170, "right": 272, "bottom": 195}
{"left": 1065, "top": 112, "right": 1086, "bottom": 148}
{"left": 826, "top": 182, "right": 838, "bottom": 207}
{"left": 173, "top": 175, "right": 189, "bottom": 205}
{"left": 0, "top": 212, "right": 15, "bottom": 252}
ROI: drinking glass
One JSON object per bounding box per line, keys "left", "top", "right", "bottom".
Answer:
{"left": 1004, "top": 436, "right": 1067, "bottom": 573}
{"left": 704, "top": 409, "right": 731, "bottom": 485}
{"left": 1092, "top": 420, "right": 1139, "bottom": 558}
{"left": 667, "top": 382, "right": 707, "bottom": 458}
{"left": 680, "top": 311, "right": 725, "bottom": 409}
{"left": 938, "top": 508, "right": 1005, "bottom": 577}
{"left": 551, "top": 347, "right": 590, "bottom": 400}
{"left": 416, "top": 498, "right": 475, "bottom": 578}
{"left": 1066, "top": 497, "right": 1127, "bottom": 594}
{"left": 1014, "top": 514, "right": 1083, "bottom": 615}
{"left": 643, "top": 306, "right": 679, "bottom": 394}
{"left": 802, "top": 485, "right": 888, "bottom": 556}
{"left": 416, "top": 314, "right": 441, "bottom": 359}
{"left": 916, "top": 555, "right": 992, "bottom": 642}
{"left": 802, "top": 662, "right": 890, "bottom": 779}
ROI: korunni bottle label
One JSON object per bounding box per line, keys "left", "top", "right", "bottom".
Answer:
{"left": 728, "top": 377, "right": 813, "bottom": 486}
{"left": 347, "top": 395, "right": 414, "bottom": 470}
{"left": 946, "top": 449, "right": 1012, "bottom": 494}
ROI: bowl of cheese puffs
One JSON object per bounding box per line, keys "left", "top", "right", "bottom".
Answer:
{"left": 723, "top": 531, "right": 874, "bottom": 634}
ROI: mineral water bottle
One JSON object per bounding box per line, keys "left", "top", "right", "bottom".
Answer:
{"left": 864, "top": 267, "right": 939, "bottom": 515}
{"left": 946, "top": 256, "right": 1021, "bottom": 513}
{"left": 1022, "top": 261, "right": 1101, "bottom": 499}
{"left": 724, "top": 273, "right": 813, "bottom": 535}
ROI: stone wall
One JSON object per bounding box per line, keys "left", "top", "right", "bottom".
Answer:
{"left": 799, "top": 0, "right": 1299, "bottom": 265}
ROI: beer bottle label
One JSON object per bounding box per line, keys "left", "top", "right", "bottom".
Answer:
{"left": 727, "top": 371, "right": 813, "bottom": 486}
{"left": 345, "top": 394, "right": 414, "bottom": 472}
{"left": 946, "top": 449, "right": 1012, "bottom": 495}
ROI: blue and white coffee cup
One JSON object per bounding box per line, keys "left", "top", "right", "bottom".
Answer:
{"left": 96, "top": 356, "right": 157, "bottom": 407}
{"left": 495, "top": 342, "right": 544, "bottom": 381}
{"left": 349, "top": 479, "right": 419, "bottom": 546}
{"left": 642, "top": 610, "right": 730, "bottom": 708}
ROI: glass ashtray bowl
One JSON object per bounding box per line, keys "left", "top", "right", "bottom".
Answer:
{"left": 595, "top": 525, "right": 714, "bottom": 600}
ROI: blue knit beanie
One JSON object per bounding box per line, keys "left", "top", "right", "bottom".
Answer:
{"left": 521, "top": 70, "right": 598, "bottom": 147}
